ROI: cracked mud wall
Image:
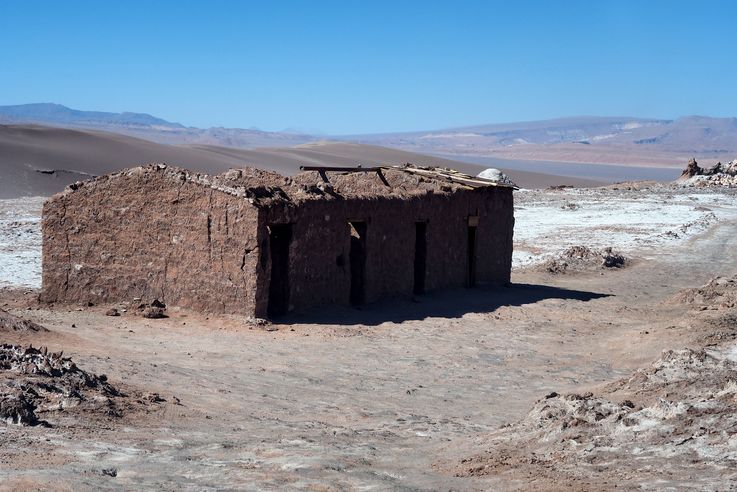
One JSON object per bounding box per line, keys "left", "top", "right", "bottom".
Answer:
{"left": 258, "top": 186, "right": 513, "bottom": 314}
{"left": 41, "top": 170, "right": 260, "bottom": 314}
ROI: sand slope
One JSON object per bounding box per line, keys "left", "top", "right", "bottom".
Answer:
{"left": 0, "top": 125, "right": 602, "bottom": 198}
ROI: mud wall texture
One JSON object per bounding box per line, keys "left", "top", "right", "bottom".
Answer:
{"left": 42, "top": 166, "right": 513, "bottom": 317}
{"left": 41, "top": 168, "right": 261, "bottom": 314}
{"left": 258, "top": 187, "right": 513, "bottom": 315}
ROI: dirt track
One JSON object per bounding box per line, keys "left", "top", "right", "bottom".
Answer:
{"left": 1, "top": 215, "right": 736, "bottom": 489}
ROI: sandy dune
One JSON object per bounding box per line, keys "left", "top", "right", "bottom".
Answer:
{"left": 0, "top": 125, "right": 602, "bottom": 198}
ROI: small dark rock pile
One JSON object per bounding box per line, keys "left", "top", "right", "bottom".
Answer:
{"left": 101, "top": 298, "right": 168, "bottom": 318}
{"left": 0, "top": 344, "right": 119, "bottom": 426}
{"left": 131, "top": 299, "right": 168, "bottom": 319}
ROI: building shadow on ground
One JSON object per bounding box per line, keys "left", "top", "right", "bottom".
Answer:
{"left": 274, "top": 283, "right": 610, "bottom": 326}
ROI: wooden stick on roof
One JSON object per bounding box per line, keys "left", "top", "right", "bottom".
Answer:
{"left": 299, "top": 165, "right": 390, "bottom": 186}
{"left": 299, "top": 165, "right": 386, "bottom": 172}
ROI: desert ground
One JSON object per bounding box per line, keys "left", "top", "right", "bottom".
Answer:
{"left": 2, "top": 177, "right": 737, "bottom": 489}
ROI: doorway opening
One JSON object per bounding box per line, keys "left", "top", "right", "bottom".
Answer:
{"left": 413, "top": 222, "right": 427, "bottom": 295}
{"left": 349, "top": 221, "right": 367, "bottom": 305}
{"left": 267, "top": 224, "right": 292, "bottom": 317}
{"left": 467, "top": 225, "right": 477, "bottom": 287}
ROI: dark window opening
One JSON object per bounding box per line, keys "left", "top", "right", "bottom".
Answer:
{"left": 467, "top": 225, "right": 477, "bottom": 287}
{"left": 349, "top": 221, "right": 367, "bottom": 305}
{"left": 267, "top": 224, "right": 292, "bottom": 317}
{"left": 413, "top": 222, "right": 427, "bottom": 295}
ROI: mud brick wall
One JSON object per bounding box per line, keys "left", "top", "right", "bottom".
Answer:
{"left": 41, "top": 168, "right": 261, "bottom": 314}
{"left": 469, "top": 186, "right": 515, "bottom": 285}
{"left": 258, "top": 186, "right": 513, "bottom": 314}
{"left": 42, "top": 165, "right": 514, "bottom": 317}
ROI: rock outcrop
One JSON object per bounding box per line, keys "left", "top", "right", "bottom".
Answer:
{"left": 678, "top": 158, "right": 737, "bottom": 187}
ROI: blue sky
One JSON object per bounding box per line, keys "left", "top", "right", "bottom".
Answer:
{"left": 1, "top": 1, "right": 736, "bottom": 134}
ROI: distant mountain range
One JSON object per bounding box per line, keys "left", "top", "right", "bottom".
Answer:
{"left": 347, "top": 115, "right": 737, "bottom": 166}
{"left": 0, "top": 103, "right": 315, "bottom": 148}
{"left": 0, "top": 103, "right": 183, "bottom": 129}
{"left": 2, "top": 103, "right": 737, "bottom": 167}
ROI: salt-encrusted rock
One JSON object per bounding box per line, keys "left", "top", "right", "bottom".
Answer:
{"left": 541, "top": 246, "right": 627, "bottom": 274}
{"left": 477, "top": 168, "right": 517, "bottom": 187}
{"left": 677, "top": 157, "right": 737, "bottom": 187}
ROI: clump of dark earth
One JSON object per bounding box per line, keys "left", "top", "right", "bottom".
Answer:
{"left": 134, "top": 299, "right": 168, "bottom": 319}
{"left": 0, "top": 344, "right": 121, "bottom": 426}
{"left": 0, "top": 309, "right": 48, "bottom": 333}
{"left": 541, "top": 246, "right": 627, "bottom": 274}
{"left": 142, "top": 307, "right": 166, "bottom": 319}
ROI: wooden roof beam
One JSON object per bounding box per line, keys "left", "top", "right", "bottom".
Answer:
{"left": 299, "top": 165, "right": 385, "bottom": 173}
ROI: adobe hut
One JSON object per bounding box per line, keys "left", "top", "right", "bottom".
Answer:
{"left": 41, "top": 163, "right": 515, "bottom": 317}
